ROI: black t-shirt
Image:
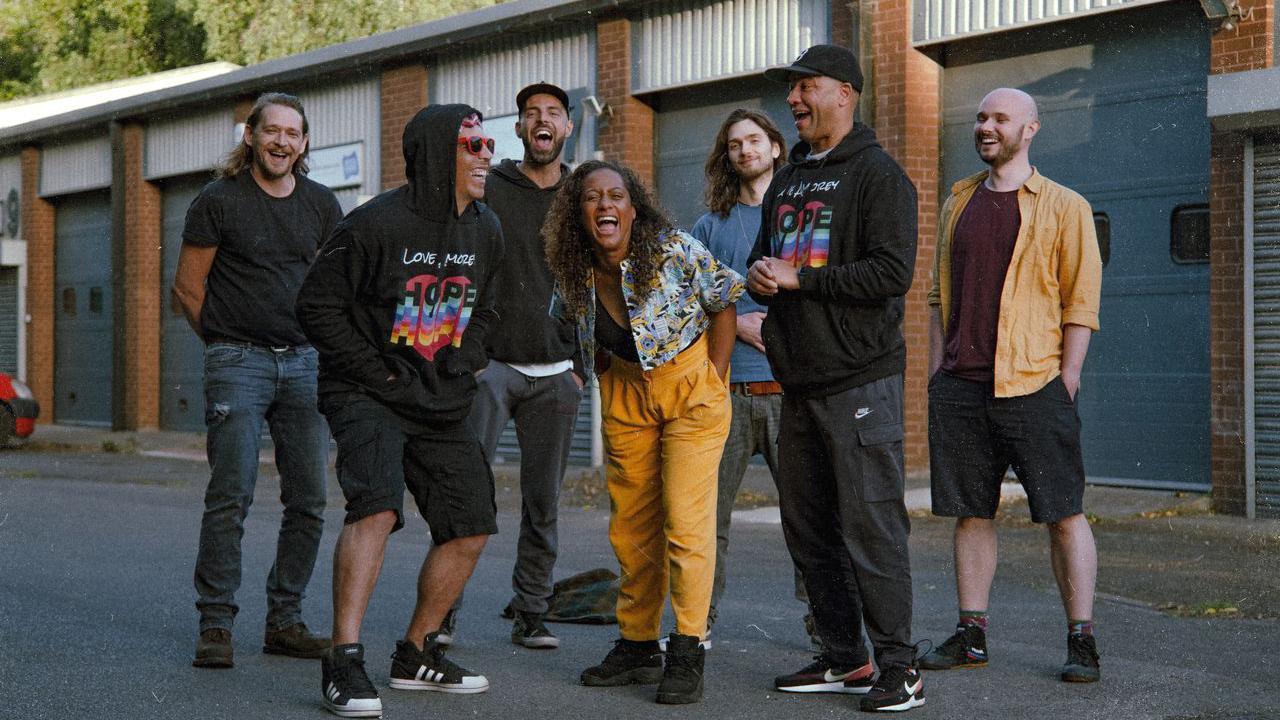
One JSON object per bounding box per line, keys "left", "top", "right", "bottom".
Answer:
{"left": 183, "top": 171, "right": 343, "bottom": 346}
{"left": 942, "top": 183, "right": 1021, "bottom": 382}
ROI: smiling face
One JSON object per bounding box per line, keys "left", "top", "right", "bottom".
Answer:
{"left": 580, "top": 168, "right": 636, "bottom": 259}
{"left": 454, "top": 118, "right": 492, "bottom": 213}
{"left": 786, "top": 74, "right": 854, "bottom": 152}
{"left": 974, "top": 88, "right": 1040, "bottom": 168}
{"left": 517, "top": 93, "right": 573, "bottom": 167}
{"left": 246, "top": 103, "right": 307, "bottom": 181}
{"left": 726, "top": 118, "right": 780, "bottom": 183}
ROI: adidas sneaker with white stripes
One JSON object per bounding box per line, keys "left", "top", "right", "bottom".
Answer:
{"left": 321, "top": 644, "right": 383, "bottom": 718}
{"left": 388, "top": 635, "right": 489, "bottom": 694}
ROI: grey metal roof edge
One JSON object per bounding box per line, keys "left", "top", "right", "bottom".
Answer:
{"left": 1208, "top": 66, "right": 1280, "bottom": 132}
{"left": 1, "top": 0, "right": 623, "bottom": 151}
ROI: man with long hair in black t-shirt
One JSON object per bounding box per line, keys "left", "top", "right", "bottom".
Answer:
{"left": 173, "top": 92, "right": 342, "bottom": 670}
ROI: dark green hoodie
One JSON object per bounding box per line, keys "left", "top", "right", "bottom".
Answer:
{"left": 297, "top": 104, "right": 504, "bottom": 427}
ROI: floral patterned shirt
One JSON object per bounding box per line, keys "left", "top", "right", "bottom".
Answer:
{"left": 570, "top": 230, "right": 745, "bottom": 374}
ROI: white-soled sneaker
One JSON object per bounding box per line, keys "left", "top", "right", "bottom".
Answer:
{"left": 388, "top": 634, "right": 489, "bottom": 694}
{"left": 322, "top": 644, "right": 383, "bottom": 718}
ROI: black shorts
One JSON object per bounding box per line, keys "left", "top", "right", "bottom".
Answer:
{"left": 321, "top": 392, "right": 497, "bottom": 545}
{"left": 927, "top": 372, "right": 1085, "bottom": 523}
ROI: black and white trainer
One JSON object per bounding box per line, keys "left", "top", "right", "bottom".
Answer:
{"left": 512, "top": 611, "right": 560, "bottom": 649}
{"left": 388, "top": 634, "right": 489, "bottom": 694}
{"left": 322, "top": 644, "right": 383, "bottom": 718}
{"left": 775, "top": 655, "right": 875, "bottom": 693}
{"left": 858, "top": 664, "right": 925, "bottom": 712}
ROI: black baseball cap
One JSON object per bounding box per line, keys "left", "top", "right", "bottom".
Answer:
{"left": 516, "top": 82, "right": 571, "bottom": 113}
{"left": 764, "top": 44, "right": 863, "bottom": 92}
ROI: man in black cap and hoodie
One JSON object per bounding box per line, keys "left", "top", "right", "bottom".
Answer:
{"left": 297, "top": 104, "right": 502, "bottom": 718}
{"left": 449, "top": 81, "right": 583, "bottom": 651}
{"left": 747, "top": 45, "right": 923, "bottom": 712}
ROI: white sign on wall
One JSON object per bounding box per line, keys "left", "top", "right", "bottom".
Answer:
{"left": 308, "top": 142, "right": 364, "bottom": 189}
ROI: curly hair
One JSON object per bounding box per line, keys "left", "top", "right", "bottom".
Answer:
{"left": 542, "top": 160, "right": 675, "bottom": 318}
{"left": 702, "top": 108, "right": 787, "bottom": 217}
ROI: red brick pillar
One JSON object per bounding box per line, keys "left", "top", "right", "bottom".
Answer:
{"left": 595, "top": 15, "right": 654, "bottom": 187}
{"left": 21, "top": 146, "right": 55, "bottom": 421}
{"left": 118, "top": 122, "right": 161, "bottom": 429}
{"left": 1209, "top": 5, "right": 1274, "bottom": 515}
{"left": 868, "top": 1, "right": 941, "bottom": 474}
{"left": 381, "top": 63, "right": 428, "bottom": 191}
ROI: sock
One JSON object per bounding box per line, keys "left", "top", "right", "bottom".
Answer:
{"left": 1068, "top": 619, "right": 1093, "bottom": 636}
{"left": 958, "top": 610, "right": 988, "bottom": 631}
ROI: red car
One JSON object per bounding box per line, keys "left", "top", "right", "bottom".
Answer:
{"left": 0, "top": 371, "right": 38, "bottom": 444}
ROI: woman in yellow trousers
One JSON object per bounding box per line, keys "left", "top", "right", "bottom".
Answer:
{"left": 543, "top": 160, "right": 743, "bottom": 704}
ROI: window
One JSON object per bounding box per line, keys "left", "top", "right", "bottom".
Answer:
{"left": 1093, "top": 212, "right": 1110, "bottom": 268}
{"left": 89, "top": 287, "right": 104, "bottom": 313}
{"left": 62, "top": 287, "right": 76, "bottom": 315}
{"left": 1171, "top": 204, "right": 1210, "bottom": 264}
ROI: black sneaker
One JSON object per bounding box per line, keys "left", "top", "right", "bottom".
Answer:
{"left": 859, "top": 664, "right": 925, "bottom": 712}
{"left": 581, "top": 638, "right": 664, "bottom": 686}
{"left": 512, "top": 611, "right": 560, "bottom": 649}
{"left": 1060, "top": 632, "right": 1100, "bottom": 683}
{"left": 775, "top": 655, "right": 874, "bottom": 693}
{"left": 656, "top": 633, "right": 705, "bottom": 704}
{"left": 322, "top": 644, "right": 383, "bottom": 718}
{"left": 388, "top": 634, "right": 489, "bottom": 694}
{"left": 435, "top": 609, "right": 458, "bottom": 647}
{"left": 919, "top": 625, "right": 987, "bottom": 670}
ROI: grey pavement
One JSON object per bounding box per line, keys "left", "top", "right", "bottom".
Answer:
{"left": 1, "top": 426, "right": 1278, "bottom": 719}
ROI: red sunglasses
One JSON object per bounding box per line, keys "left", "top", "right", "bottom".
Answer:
{"left": 457, "top": 135, "right": 495, "bottom": 156}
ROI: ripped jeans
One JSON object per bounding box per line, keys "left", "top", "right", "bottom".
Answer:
{"left": 194, "top": 343, "right": 328, "bottom": 633}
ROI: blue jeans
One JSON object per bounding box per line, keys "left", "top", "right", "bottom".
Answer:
{"left": 194, "top": 343, "right": 328, "bottom": 633}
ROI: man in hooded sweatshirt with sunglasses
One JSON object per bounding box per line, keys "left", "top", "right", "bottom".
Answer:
{"left": 297, "top": 104, "right": 503, "bottom": 718}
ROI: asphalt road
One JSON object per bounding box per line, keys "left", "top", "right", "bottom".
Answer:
{"left": 2, "top": 451, "right": 1279, "bottom": 720}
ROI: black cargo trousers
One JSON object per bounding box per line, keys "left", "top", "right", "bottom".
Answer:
{"left": 775, "top": 373, "right": 914, "bottom": 670}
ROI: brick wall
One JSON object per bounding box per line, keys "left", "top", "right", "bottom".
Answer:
{"left": 1209, "top": 5, "right": 1274, "bottom": 514}
{"left": 119, "top": 123, "right": 161, "bottom": 429}
{"left": 381, "top": 63, "right": 428, "bottom": 190}
{"left": 595, "top": 16, "right": 655, "bottom": 187}
{"left": 21, "top": 147, "right": 54, "bottom": 421}
{"left": 869, "top": 0, "right": 941, "bottom": 472}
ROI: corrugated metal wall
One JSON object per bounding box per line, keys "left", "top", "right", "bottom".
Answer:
{"left": 432, "top": 29, "right": 595, "bottom": 119}
{"left": 633, "top": 0, "right": 829, "bottom": 93}
{"left": 913, "top": 0, "right": 1172, "bottom": 45}
{"left": 145, "top": 108, "right": 236, "bottom": 181}
{"left": 300, "top": 79, "right": 381, "bottom": 211}
{"left": 0, "top": 155, "right": 20, "bottom": 240}
{"left": 1252, "top": 142, "right": 1280, "bottom": 517}
{"left": 40, "top": 136, "right": 111, "bottom": 197}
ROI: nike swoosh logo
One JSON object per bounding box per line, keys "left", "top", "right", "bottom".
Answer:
{"left": 855, "top": 408, "right": 873, "bottom": 419}
{"left": 823, "top": 669, "right": 848, "bottom": 682}
{"left": 904, "top": 678, "right": 922, "bottom": 695}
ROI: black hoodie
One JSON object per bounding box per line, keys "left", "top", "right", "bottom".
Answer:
{"left": 482, "top": 159, "right": 579, "bottom": 369}
{"left": 747, "top": 123, "right": 917, "bottom": 398}
{"left": 296, "top": 104, "right": 504, "bottom": 428}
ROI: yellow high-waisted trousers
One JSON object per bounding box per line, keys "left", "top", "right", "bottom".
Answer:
{"left": 599, "top": 334, "right": 731, "bottom": 641}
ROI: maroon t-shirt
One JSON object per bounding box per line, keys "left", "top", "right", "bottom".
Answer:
{"left": 941, "top": 183, "right": 1021, "bottom": 382}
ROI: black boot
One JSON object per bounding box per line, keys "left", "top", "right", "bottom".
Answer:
{"left": 656, "top": 633, "right": 705, "bottom": 704}
{"left": 581, "top": 639, "right": 663, "bottom": 686}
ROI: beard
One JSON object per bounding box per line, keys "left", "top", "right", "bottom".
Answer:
{"left": 977, "top": 125, "right": 1024, "bottom": 167}
{"left": 521, "top": 131, "right": 567, "bottom": 167}
{"left": 734, "top": 157, "right": 773, "bottom": 183}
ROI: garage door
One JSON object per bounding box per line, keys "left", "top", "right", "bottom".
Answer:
{"left": 54, "top": 190, "right": 113, "bottom": 425}
{"left": 0, "top": 266, "right": 16, "bottom": 374}
{"left": 940, "top": 5, "right": 1211, "bottom": 489}
{"left": 160, "top": 175, "right": 210, "bottom": 431}
{"left": 654, "top": 77, "right": 799, "bottom": 231}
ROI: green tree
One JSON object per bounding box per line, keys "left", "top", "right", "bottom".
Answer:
{"left": 186, "top": 0, "right": 503, "bottom": 66}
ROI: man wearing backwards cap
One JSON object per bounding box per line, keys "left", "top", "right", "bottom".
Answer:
{"left": 747, "top": 44, "right": 923, "bottom": 712}
{"left": 460, "top": 81, "right": 583, "bottom": 651}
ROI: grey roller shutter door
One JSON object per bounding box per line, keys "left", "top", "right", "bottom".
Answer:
{"left": 0, "top": 266, "right": 16, "bottom": 374}
{"left": 54, "top": 191, "right": 113, "bottom": 425}
{"left": 1252, "top": 143, "right": 1280, "bottom": 517}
